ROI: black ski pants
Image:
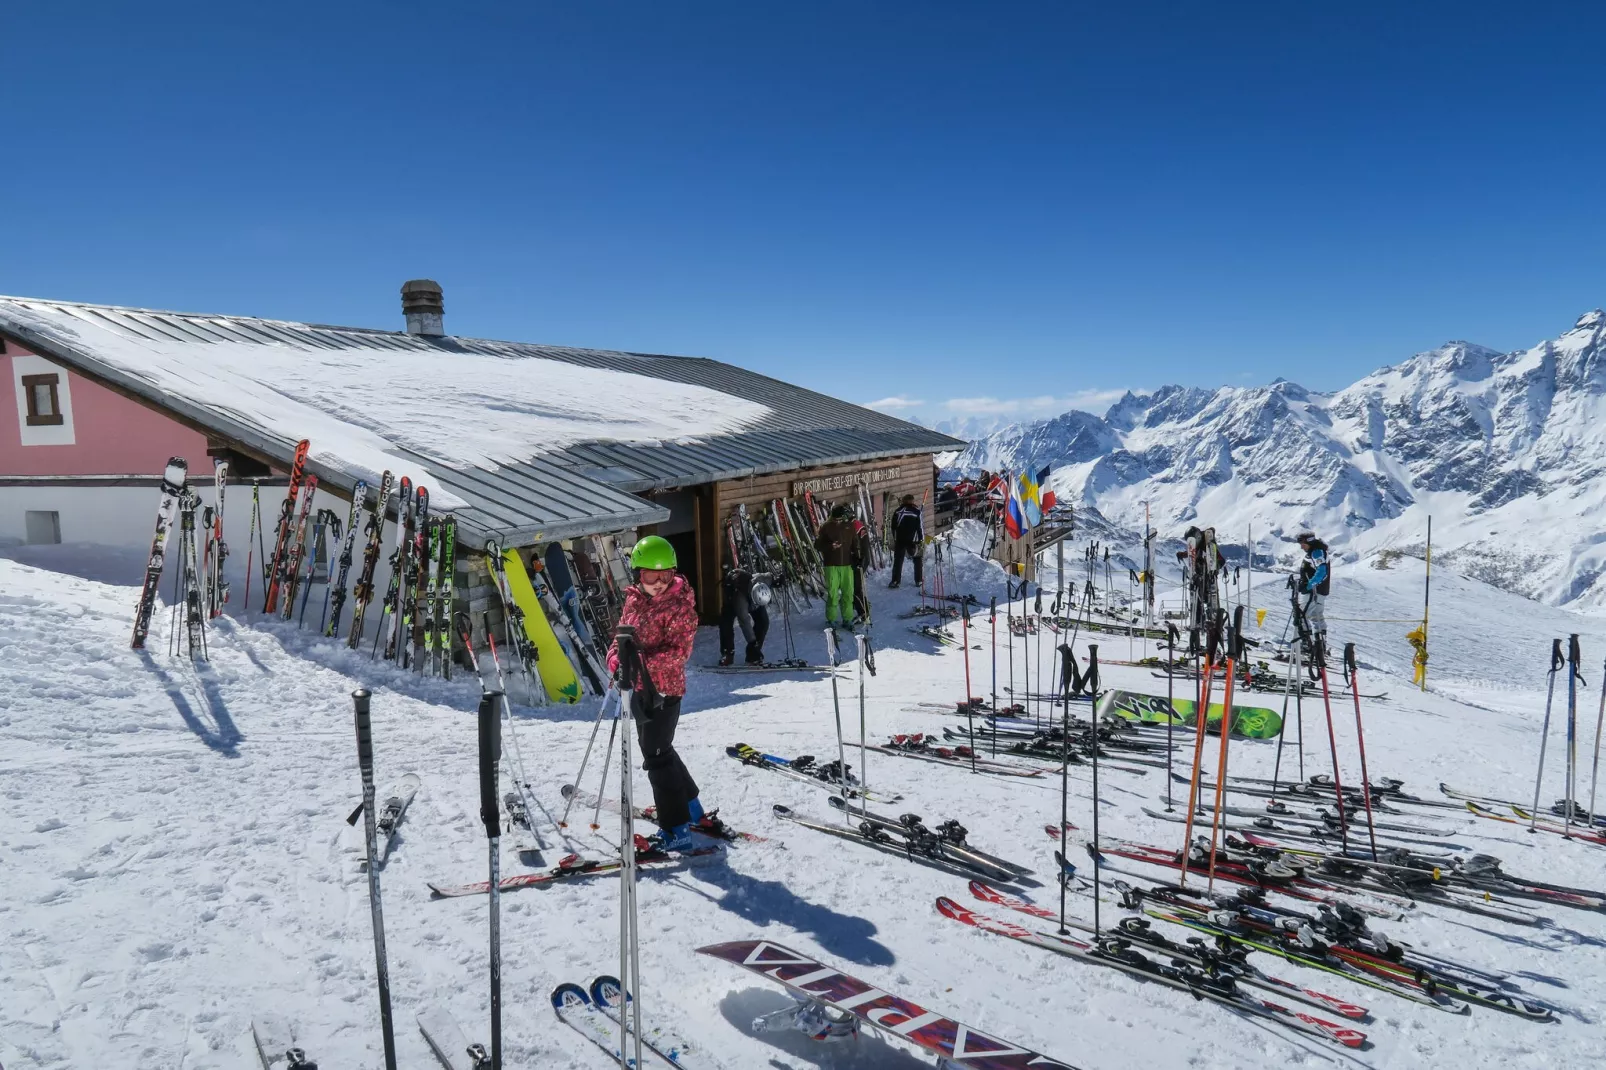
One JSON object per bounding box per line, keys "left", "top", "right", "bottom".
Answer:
{"left": 892, "top": 540, "right": 923, "bottom": 586}
{"left": 633, "top": 693, "right": 698, "bottom": 830}
{"left": 718, "top": 595, "right": 769, "bottom": 662}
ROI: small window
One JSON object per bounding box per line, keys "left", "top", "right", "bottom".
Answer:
{"left": 25, "top": 510, "right": 61, "bottom": 545}
{"left": 22, "top": 373, "right": 64, "bottom": 426}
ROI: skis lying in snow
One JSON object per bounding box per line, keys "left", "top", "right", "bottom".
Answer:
{"left": 870, "top": 734, "right": 1046, "bottom": 777}
{"left": 560, "top": 785, "right": 768, "bottom": 843}
{"left": 774, "top": 804, "right": 1027, "bottom": 882}
{"left": 347, "top": 772, "right": 421, "bottom": 867}
{"left": 416, "top": 1005, "right": 490, "bottom": 1069}
{"left": 252, "top": 1014, "right": 318, "bottom": 1069}
{"left": 551, "top": 976, "right": 715, "bottom": 1067}
{"left": 936, "top": 897, "right": 1368, "bottom": 1048}
{"left": 1464, "top": 799, "right": 1606, "bottom": 845}
{"left": 699, "top": 661, "right": 824, "bottom": 674}
{"left": 825, "top": 795, "right": 1031, "bottom": 879}
{"left": 725, "top": 743, "right": 903, "bottom": 802}
{"left": 428, "top": 837, "right": 723, "bottom": 897}
{"left": 966, "top": 880, "right": 1370, "bottom": 1021}
{"left": 1440, "top": 782, "right": 1606, "bottom": 827}
{"left": 592, "top": 975, "right": 718, "bottom": 1065}
{"left": 698, "top": 939, "right": 1081, "bottom": 1068}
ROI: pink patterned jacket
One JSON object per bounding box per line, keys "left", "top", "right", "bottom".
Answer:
{"left": 606, "top": 573, "right": 699, "bottom": 697}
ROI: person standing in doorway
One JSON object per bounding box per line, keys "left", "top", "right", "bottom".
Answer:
{"left": 718, "top": 560, "right": 771, "bottom": 666}
{"left": 814, "top": 504, "right": 857, "bottom": 630}
{"left": 888, "top": 493, "right": 924, "bottom": 589}
{"left": 607, "top": 535, "right": 720, "bottom": 850}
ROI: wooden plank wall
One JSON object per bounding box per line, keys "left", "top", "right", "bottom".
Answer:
{"left": 711, "top": 454, "right": 938, "bottom": 616}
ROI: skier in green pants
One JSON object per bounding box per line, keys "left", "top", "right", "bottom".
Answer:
{"left": 814, "top": 504, "right": 857, "bottom": 628}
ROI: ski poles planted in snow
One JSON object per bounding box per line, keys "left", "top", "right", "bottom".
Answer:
{"left": 1531, "top": 639, "right": 1566, "bottom": 834}
{"left": 476, "top": 689, "right": 505, "bottom": 1070}
{"left": 1205, "top": 607, "right": 1245, "bottom": 891}
{"left": 1164, "top": 622, "right": 1178, "bottom": 811}
{"left": 1312, "top": 635, "right": 1350, "bottom": 852}
{"left": 613, "top": 627, "right": 646, "bottom": 1070}
{"left": 826, "top": 628, "right": 853, "bottom": 815}
{"left": 1566, "top": 634, "right": 1583, "bottom": 838}
{"left": 1591, "top": 656, "right": 1606, "bottom": 825}
{"left": 1086, "top": 643, "right": 1103, "bottom": 935}
{"left": 1343, "top": 643, "right": 1380, "bottom": 860}
{"left": 351, "top": 689, "right": 399, "bottom": 1070}
{"left": 855, "top": 631, "right": 873, "bottom": 795}
{"left": 1177, "top": 611, "right": 1225, "bottom": 886}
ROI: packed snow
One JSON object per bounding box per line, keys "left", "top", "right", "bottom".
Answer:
{"left": 0, "top": 297, "right": 772, "bottom": 509}
{"left": 2, "top": 534, "right": 1604, "bottom": 1069}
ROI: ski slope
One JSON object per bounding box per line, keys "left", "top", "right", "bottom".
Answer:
{"left": 2, "top": 546, "right": 1604, "bottom": 1069}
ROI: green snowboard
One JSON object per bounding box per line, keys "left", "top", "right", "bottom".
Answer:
{"left": 1101, "top": 689, "right": 1282, "bottom": 739}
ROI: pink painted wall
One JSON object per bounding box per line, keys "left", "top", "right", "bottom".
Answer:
{"left": 1, "top": 343, "right": 210, "bottom": 475}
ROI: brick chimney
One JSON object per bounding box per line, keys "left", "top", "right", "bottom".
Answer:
{"left": 401, "top": 279, "right": 445, "bottom": 336}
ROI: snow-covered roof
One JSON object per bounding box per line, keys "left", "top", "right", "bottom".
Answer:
{"left": 0, "top": 295, "right": 961, "bottom": 544}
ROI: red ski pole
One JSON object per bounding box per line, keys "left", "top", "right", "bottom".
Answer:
{"left": 1313, "top": 637, "right": 1349, "bottom": 851}
{"left": 1343, "top": 643, "right": 1378, "bottom": 860}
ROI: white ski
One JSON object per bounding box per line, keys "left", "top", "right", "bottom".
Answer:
{"left": 252, "top": 1013, "right": 316, "bottom": 1069}
{"left": 416, "top": 1004, "right": 489, "bottom": 1070}
{"left": 348, "top": 772, "right": 421, "bottom": 868}
{"left": 589, "top": 975, "right": 720, "bottom": 1067}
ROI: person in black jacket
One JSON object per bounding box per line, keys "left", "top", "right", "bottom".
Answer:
{"left": 718, "top": 563, "right": 771, "bottom": 665}
{"left": 889, "top": 494, "right": 924, "bottom": 589}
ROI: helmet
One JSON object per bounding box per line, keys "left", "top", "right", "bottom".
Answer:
{"left": 629, "top": 535, "right": 677, "bottom": 570}
{"left": 750, "top": 580, "right": 774, "bottom": 608}
{"left": 831, "top": 504, "right": 851, "bottom": 520}
{"left": 1295, "top": 531, "right": 1316, "bottom": 545}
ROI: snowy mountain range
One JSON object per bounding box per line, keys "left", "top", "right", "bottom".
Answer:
{"left": 947, "top": 308, "right": 1606, "bottom": 610}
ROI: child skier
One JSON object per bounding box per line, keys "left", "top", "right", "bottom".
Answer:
{"left": 607, "top": 535, "right": 719, "bottom": 850}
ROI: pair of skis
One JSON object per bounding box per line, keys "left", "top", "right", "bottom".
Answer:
{"left": 552, "top": 976, "right": 708, "bottom": 1067}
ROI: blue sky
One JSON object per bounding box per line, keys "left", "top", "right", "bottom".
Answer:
{"left": 3, "top": 3, "right": 1603, "bottom": 430}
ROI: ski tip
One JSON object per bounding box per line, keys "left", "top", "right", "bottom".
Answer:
{"left": 589, "top": 975, "right": 625, "bottom": 1009}
{"left": 550, "top": 982, "right": 591, "bottom": 1012}
{"left": 772, "top": 804, "right": 795, "bottom": 818}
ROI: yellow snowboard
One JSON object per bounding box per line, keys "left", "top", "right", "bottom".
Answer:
{"left": 502, "top": 548, "right": 583, "bottom": 703}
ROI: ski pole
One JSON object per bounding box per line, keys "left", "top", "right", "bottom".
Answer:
{"left": 1177, "top": 612, "right": 1224, "bottom": 887}
{"left": 1591, "top": 656, "right": 1606, "bottom": 825}
{"left": 1530, "top": 639, "right": 1565, "bottom": 833}
{"left": 1034, "top": 584, "right": 1045, "bottom": 727}
{"left": 989, "top": 596, "right": 998, "bottom": 757}
{"left": 1566, "top": 634, "right": 1581, "bottom": 837}
{"left": 1205, "top": 607, "right": 1245, "bottom": 892}
{"left": 1056, "top": 643, "right": 1073, "bottom": 938}
{"left": 590, "top": 710, "right": 619, "bottom": 833}
{"left": 476, "top": 689, "right": 504, "bottom": 1070}
{"left": 855, "top": 631, "right": 871, "bottom": 795}
{"left": 613, "top": 629, "right": 645, "bottom": 1070}
{"left": 1341, "top": 644, "right": 1380, "bottom": 863}
{"left": 1087, "top": 643, "right": 1103, "bottom": 936}
{"left": 962, "top": 605, "right": 977, "bottom": 773}
{"left": 1164, "top": 623, "right": 1177, "bottom": 811}
{"left": 1270, "top": 636, "right": 1302, "bottom": 800}
{"left": 1313, "top": 637, "right": 1349, "bottom": 852}
{"left": 559, "top": 688, "right": 614, "bottom": 828}
{"left": 244, "top": 480, "right": 261, "bottom": 614}
{"left": 826, "top": 628, "right": 851, "bottom": 817}
{"left": 351, "top": 689, "right": 398, "bottom": 1070}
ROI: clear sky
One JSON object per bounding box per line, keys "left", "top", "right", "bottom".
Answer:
{"left": 3, "top": 3, "right": 1603, "bottom": 430}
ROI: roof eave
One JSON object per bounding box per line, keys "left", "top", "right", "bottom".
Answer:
{"left": 600, "top": 442, "right": 965, "bottom": 493}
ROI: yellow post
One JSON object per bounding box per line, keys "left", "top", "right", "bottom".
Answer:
{"left": 1420, "top": 516, "right": 1432, "bottom": 691}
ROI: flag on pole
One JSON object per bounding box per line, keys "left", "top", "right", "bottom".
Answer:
{"left": 1036, "top": 466, "right": 1056, "bottom": 512}
{"left": 1018, "top": 469, "right": 1042, "bottom": 529}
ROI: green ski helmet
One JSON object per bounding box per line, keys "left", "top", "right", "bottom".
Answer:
{"left": 629, "top": 534, "right": 677, "bottom": 571}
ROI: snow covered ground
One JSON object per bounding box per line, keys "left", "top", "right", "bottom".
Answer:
{"left": 3, "top": 538, "right": 1604, "bottom": 1069}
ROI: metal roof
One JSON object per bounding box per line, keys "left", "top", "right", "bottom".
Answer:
{"left": 0, "top": 295, "right": 963, "bottom": 544}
